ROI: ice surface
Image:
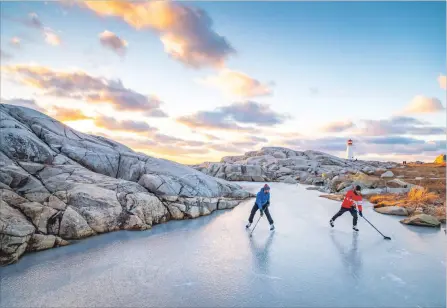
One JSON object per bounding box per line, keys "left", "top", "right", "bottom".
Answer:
{"left": 0, "top": 183, "right": 445, "bottom": 307}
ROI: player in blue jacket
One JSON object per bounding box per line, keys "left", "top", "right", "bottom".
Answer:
{"left": 246, "top": 184, "right": 275, "bottom": 231}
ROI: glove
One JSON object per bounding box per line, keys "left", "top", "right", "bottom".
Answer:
{"left": 260, "top": 210, "right": 264, "bottom": 217}
{"left": 359, "top": 211, "right": 363, "bottom": 217}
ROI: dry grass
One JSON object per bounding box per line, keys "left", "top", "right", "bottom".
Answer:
{"left": 407, "top": 187, "right": 438, "bottom": 203}
{"left": 368, "top": 187, "right": 445, "bottom": 221}
{"left": 389, "top": 163, "right": 445, "bottom": 201}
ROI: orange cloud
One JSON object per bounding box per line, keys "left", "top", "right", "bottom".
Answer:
{"left": 93, "top": 115, "right": 157, "bottom": 134}
{"left": 99, "top": 30, "right": 128, "bottom": 56}
{"left": 404, "top": 95, "right": 445, "bottom": 114}
{"left": 438, "top": 75, "right": 446, "bottom": 90}
{"left": 82, "top": 0, "right": 234, "bottom": 68}
{"left": 97, "top": 132, "right": 209, "bottom": 158}
{"left": 320, "top": 120, "right": 355, "bottom": 133}
{"left": 49, "top": 107, "right": 92, "bottom": 122}
{"left": 200, "top": 69, "right": 273, "bottom": 98}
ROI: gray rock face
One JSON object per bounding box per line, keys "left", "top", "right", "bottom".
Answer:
{"left": 193, "top": 147, "right": 398, "bottom": 192}
{"left": 0, "top": 200, "right": 35, "bottom": 265}
{"left": 0, "top": 104, "right": 251, "bottom": 265}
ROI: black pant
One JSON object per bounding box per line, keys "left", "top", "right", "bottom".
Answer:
{"left": 249, "top": 203, "right": 274, "bottom": 225}
{"left": 331, "top": 207, "right": 358, "bottom": 226}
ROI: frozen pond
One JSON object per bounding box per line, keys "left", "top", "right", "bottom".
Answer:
{"left": 1, "top": 182, "right": 445, "bottom": 307}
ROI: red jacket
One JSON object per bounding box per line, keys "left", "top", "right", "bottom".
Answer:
{"left": 341, "top": 190, "right": 363, "bottom": 211}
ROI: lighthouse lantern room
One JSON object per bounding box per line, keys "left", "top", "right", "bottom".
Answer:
{"left": 346, "top": 139, "right": 354, "bottom": 160}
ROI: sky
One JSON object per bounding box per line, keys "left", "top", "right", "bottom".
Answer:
{"left": 1, "top": 0, "right": 446, "bottom": 164}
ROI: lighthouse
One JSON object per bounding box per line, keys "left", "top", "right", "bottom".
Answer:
{"left": 346, "top": 139, "right": 354, "bottom": 160}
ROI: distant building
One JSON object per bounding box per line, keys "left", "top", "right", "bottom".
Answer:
{"left": 346, "top": 139, "right": 354, "bottom": 160}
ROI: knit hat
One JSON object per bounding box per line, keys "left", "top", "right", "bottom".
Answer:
{"left": 264, "top": 184, "right": 270, "bottom": 190}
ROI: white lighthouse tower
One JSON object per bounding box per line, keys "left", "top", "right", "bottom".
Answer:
{"left": 346, "top": 139, "right": 354, "bottom": 160}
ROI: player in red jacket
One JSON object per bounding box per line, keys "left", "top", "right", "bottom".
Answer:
{"left": 329, "top": 185, "right": 363, "bottom": 231}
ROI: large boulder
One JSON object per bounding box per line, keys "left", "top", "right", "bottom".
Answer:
{"left": 381, "top": 171, "right": 394, "bottom": 178}
{"left": 0, "top": 200, "right": 36, "bottom": 265}
{"left": 387, "top": 179, "right": 410, "bottom": 188}
{"left": 26, "top": 234, "right": 68, "bottom": 252}
{"left": 337, "top": 181, "right": 352, "bottom": 191}
{"left": 400, "top": 214, "right": 441, "bottom": 227}
{"left": 272, "top": 151, "right": 287, "bottom": 159}
{"left": 276, "top": 167, "right": 293, "bottom": 175}
{"left": 282, "top": 176, "right": 297, "bottom": 184}
{"left": 375, "top": 206, "right": 409, "bottom": 216}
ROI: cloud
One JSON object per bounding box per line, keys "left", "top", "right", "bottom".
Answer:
{"left": 44, "top": 29, "right": 61, "bottom": 46}
{"left": 177, "top": 101, "right": 288, "bottom": 132}
{"left": 284, "top": 137, "right": 348, "bottom": 152}
{"left": 391, "top": 116, "right": 427, "bottom": 125}
{"left": 94, "top": 115, "right": 157, "bottom": 133}
{"left": 210, "top": 139, "right": 263, "bottom": 154}
{"left": 204, "top": 133, "right": 219, "bottom": 141}
{"left": 10, "top": 37, "right": 21, "bottom": 48}
{"left": 97, "top": 131, "right": 209, "bottom": 157}
{"left": 21, "top": 13, "right": 61, "bottom": 46}
{"left": 2, "top": 64, "right": 168, "bottom": 117}
{"left": 152, "top": 133, "right": 206, "bottom": 147}
{"left": 177, "top": 111, "right": 258, "bottom": 132}
{"left": 200, "top": 69, "right": 273, "bottom": 98}
{"left": 144, "top": 108, "right": 168, "bottom": 118}
{"left": 403, "top": 95, "right": 445, "bottom": 114}
{"left": 282, "top": 136, "right": 445, "bottom": 157}
{"left": 99, "top": 30, "right": 128, "bottom": 56}
{"left": 248, "top": 136, "right": 268, "bottom": 143}
{"left": 365, "top": 136, "right": 425, "bottom": 145}
{"left": 210, "top": 144, "right": 245, "bottom": 154}
{"left": 219, "top": 101, "right": 290, "bottom": 125}
{"left": 320, "top": 121, "right": 355, "bottom": 133}
{"left": 357, "top": 116, "right": 444, "bottom": 136}
{"left": 438, "top": 75, "right": 446, "bottom": 90}
{"left": 0, "top": 98, "right": 45, "bottom": 112}
{"left": 82, "top": 1, "right": 235, "bottom": 68}
{"left": 49, "top": 106, "right": 92, "bottom": 122}
{"left": 25, "top": 12, "right": 44, "bottom": 29}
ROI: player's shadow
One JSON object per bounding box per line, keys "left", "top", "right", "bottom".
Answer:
{"left": 330, "top": 231, "right": 363, "bottom": 280}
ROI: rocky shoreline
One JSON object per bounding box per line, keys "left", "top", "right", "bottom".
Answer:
{"left": 0, "top": 105, "right": 252, "bottom": 265}
{"left": 193, "top": 148, "right": 445, "bottom": 228}
{"left": 193, "top": 147, "right": 403, "bottom": 193}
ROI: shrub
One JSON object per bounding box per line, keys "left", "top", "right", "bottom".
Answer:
{"left": 407, "top": 187, "right": 438, "bottom": 203}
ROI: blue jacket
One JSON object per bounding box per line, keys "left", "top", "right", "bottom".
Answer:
{"left": 255, "top": 187, "right": 270, "bottom": 209}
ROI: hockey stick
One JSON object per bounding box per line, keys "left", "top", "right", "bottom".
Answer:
{"left": 249, "top": 215, "right": 263, "bottom": 237}
{"left": 362, "top": 216, "right": 391, "bottom": 240}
